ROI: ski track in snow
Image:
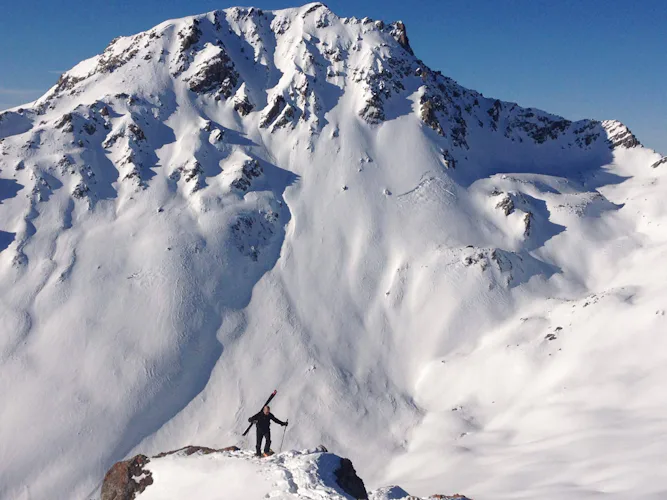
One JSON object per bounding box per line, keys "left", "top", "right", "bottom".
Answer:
{"left": 0, "top": 3, "right": 666, "bottom": 500}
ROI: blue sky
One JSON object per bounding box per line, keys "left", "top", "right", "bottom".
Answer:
{"left": 1, "top": 0, "right": 664, "bottom": 153}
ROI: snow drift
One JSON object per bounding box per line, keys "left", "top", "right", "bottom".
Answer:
{"left": 0, "top": 3, "right": 666, "bottom": 499}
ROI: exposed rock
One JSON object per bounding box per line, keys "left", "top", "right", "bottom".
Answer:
{"left": 302, "top": 3, "right": 325, "bottom": 18}
{"left": 171, "top": 160, "right": 206, "bottom": 192}
{"left": 334, "top": 457, "right": 368, "bottom": 499}
{"left": 57, "top": 155, "right": 74, "bottom": 174}
{"left": 390, "top": 21, "right": 413, "bottom": 55}
{"left": 651, "top": 156, "right": 666, "bottom": 169}
{"left": 103, "top": 131, "right": 124, "bottom": 149}
{"left": 234, "top": 95, "right": 254, "bottom": 116}
{"left": 97, "top": 46, "right": 139, "bottom": 74}
{"left": 356, "top": 63, "right": 408, "bottom": 124}
{"left": 72, "top": 182, "right": 90, "bottom": 200}
{"left": 441, "top": 149, "right": 456, "bottom": 169}
{"left": 495, "top": 194, "right": 514, "bottom": 216}
{"left": 188, "top": 51, "right": 239, "bottom": 98}
{"left": 179, "top": 19, "right": 202, "bottom": 52}
{"left": 513, "top": 115, "right": 571, "bottom": 144}
{"left": 428, "top": 495, "right": 473, "bottom": 500}
{"left": 359, "top": 93, "right": 385, "bottom": 124}
{"left": 54, "top": 113, "right": 73, "bottom": 131}
{"left": 100, "top": 454, "right": 153, "bottom": 500}
{"left": 127, "top": 124, "right": 146, "bottom": 141}
{"left": 487, "top": 99, "right": 501, "bottom": 129}
{"left": 273, "top": 105, "right": 295, "bottom": 129}
{"left": 260, "top": 96, "right": 286, "bottom": 128}
{"left": 210, "top": 128, "right": 224, "bottom": 143}
{"left": 233, "top": 83, "right": 254, "bottom": 116}
{"left": 420, "top": 96, "right": 444, "bottom": 135}
{"left": 603, "top": 120, "right": 641, "bottom": 149}
{"left": 52, "top": 74, "right": 85, "bottom": 95}
{"left": 231, "top": 210, "right": 279, "bottom": 261}
{"left": 83, "top": 122, "right": 97, "bottom": 135}
{"left": 523, "top": 212, "right": 533, "bottom": 237}
{"left": 153, "top": 445, "right": 239, "bottom": 458}
{"left": 230, "top": 159, "right": 263, "bottom": 192}
{"left": 573, "top": 121, "right": 601, "bottom": 147}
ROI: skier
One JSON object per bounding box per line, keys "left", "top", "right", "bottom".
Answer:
{"left": 248, "top": 405, "right": 288, "bottom": 457}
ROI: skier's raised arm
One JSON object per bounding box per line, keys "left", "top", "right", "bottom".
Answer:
{"left": 270, "top": 413, "right": 288, "bottom": 426}
{"left": 248, "top": 411, "right": 261, "bottom": 423}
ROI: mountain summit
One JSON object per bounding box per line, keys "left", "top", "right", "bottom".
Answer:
{"left": 0, "top": 4, "right": 666, "bottom": 500}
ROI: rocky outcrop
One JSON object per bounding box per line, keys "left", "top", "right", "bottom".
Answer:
{"left": 100, "top": 446, "right": 240, "bottom": 499}
{"left": 230, "top": 159, "right": 263, "bottom": 192}
{"left": 154, "top": 445, "right": 239, "bottom": 458}
{"left": 233, "top": 84, "right": 254, "bottom": 116}
{"left": 179, "top": 19, "right": 202, "bottom": 52}
{"left": 603, "top": 120, "right": 641, "bottom": 149}
{"left": 495, "top": 193, "right": 515, "bottom": 216}
{"left": 390, "top": 21, "right": 413, "bottom": 55}
{"left": 651, "top": 156, "right": 666, "bottom": 168}
{"left": 334, "top": 457, "right": 368, "bottom": 499}
{"left": 100, "top": 454, "right": 153, "bottom": 500}
{"left": 187, "top": 50, "right": 239, "bottom": 98}
{"left": 260, "top": 96, "right": 286, "bottom": 128}
{"left": 420, "top": 95, "right": 445, "bottom": 136}
{"left": 523, "top": 212, "right": 533, "bottom": 237}
{"left": 428, "top": 495, "right": 473, "bottom": 500}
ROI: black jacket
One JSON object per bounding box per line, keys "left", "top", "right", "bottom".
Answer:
{"left": 249, "top": 411, "right": 286, "bottom": 432}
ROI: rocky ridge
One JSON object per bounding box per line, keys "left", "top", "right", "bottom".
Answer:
{"left": 98, "top": 446, "right": 470, "bottom": 500}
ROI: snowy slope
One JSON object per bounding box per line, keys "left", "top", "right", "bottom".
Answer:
{"left": 0, "top": 3, "right": 666, "bottom": 499}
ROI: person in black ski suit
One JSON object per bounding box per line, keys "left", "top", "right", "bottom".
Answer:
{"left": 249, "top": 405, "right": 287, "bottom": 456}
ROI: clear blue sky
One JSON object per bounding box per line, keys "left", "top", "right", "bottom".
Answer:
{"left": 1, "top": 0, "right": 665, "bottom": 153}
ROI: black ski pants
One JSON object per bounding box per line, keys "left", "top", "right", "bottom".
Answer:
{"left": 256, "top": 427, "right": 271, "bottom": 455}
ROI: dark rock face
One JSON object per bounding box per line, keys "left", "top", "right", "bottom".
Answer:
{"left": 420, "top": 96, "right": 444, "bottom": 136}
{"left": 651, "top": 156, "right": 666, "bottom": 169}
{"left": 390, "top": 21, "right": 414, "bottom": 55}
{"left": 359, "top": 93, "right": 385, "bottom": 124}
{"left": 230, "top": 159, "right": 263, "bottom": 192}
{"left": 179, "top": 19, "right": 202, "bottom": 52}
{"left": 260, "top": 96, "right": 286, "bottom": 128}
{"left": 495, "top": 194, "right": 515, "bottom": 216}
{"left": 234, "top": 95, "right": 254, "bottom": 116}
{"left": 100, "top": 454, "right": 153, "bottom": 500}
{"left": 53, "top": 74, "right": 85, "bottom": 95}
{"left": 334, "top": 457, "right": 368, "bottom": 500}
{"left": 188, "top": 51, "right": 239, "bottom": 98}
{"left": 604, "top": 120, "right": 641, "bottom": 149}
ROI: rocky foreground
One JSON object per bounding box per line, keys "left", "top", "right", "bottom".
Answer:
{"left": 98, "top": 446, "right": 471, "bottom": 500}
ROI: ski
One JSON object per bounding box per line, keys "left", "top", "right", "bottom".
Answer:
{"left": 242, "top": 389, "right": 277, "bottom": 436}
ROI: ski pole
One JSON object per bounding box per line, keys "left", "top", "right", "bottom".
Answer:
{"left": 279, "top": 420, "right": 288, "bottom": 453}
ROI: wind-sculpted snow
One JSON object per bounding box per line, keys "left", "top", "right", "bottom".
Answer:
{"left": 0, "top": 3, "right": 666, "bottom": 500}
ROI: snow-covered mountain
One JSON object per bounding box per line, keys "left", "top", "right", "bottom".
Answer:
{"left": 1, "top": 3, "right": 666, "bottom": 499}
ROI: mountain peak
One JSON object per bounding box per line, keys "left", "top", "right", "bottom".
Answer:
{"left": 0, "top": 5, "right": 663, "bottom": 500}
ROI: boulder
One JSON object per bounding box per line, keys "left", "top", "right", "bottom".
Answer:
{"left": 100, "top": 454, "right": 153, "bottom": 500}
{"left": 334, "top": 457, "right": 368, "bottom": 499}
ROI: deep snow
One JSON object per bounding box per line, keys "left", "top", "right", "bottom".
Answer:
{"left": 0, "top": 3, "right": 666, "bottom": 499}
